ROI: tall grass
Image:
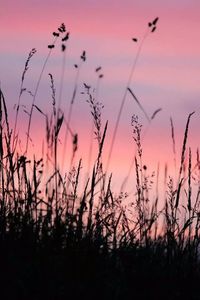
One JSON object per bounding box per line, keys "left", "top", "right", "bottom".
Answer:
{"left": 1, "top": 21, "right": 200, "bottom": 300}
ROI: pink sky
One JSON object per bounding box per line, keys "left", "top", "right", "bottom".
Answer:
{"left": 1, "top": 0, "right": 200, "bottom": 193}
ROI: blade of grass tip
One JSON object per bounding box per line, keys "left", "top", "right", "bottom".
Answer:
{"left": 178, "top": 112, "right": 195, "bottom": 182}
{"left": 151, "top": 108, "right": 162, "bottom": 120}
{"left": 127, "top": 87, "right": 150, "bottom": 122}
{"left": 170, "top": 117, "right": 177, "bottom": 176}
{"left": 96, "top": 121, "right": 108, "bottom": 168}
{"left": 105, "top": 23, "right": 153, "bottom": 173}
{"left": 96, "top": 121, "right": 108, "bottom": 195}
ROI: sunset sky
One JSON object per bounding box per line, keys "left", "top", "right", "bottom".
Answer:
{"left": 1, "top": 0, "right": 200, "bottom": 192}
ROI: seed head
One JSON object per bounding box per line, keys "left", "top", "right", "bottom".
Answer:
{"left": 53, "top": 32, "right": 59, "bottom": 37}
{"left": 81, "top": 50, "right": 86, "bottom": 62}
{"left": 62, "top": 32, "right": 69, "bottom": 42}
{"left": 61, "top": 44, "right": 66, "bottom": 52}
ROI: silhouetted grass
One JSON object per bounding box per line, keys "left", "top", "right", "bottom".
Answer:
{"left": 1, "top": 21, "right": 200, "bottom": 300}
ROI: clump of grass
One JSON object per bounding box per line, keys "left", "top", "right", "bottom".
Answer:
{"left": 1, "top": 20, "right": 200, "bottom": 300}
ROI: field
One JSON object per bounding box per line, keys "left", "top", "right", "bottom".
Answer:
{"left": 1, "top": 21, "right": 200, "bottom": 300}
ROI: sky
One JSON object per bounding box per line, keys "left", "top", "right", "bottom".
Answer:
{"left": 1, "top": 0, "right": 200, "bottom": 194}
